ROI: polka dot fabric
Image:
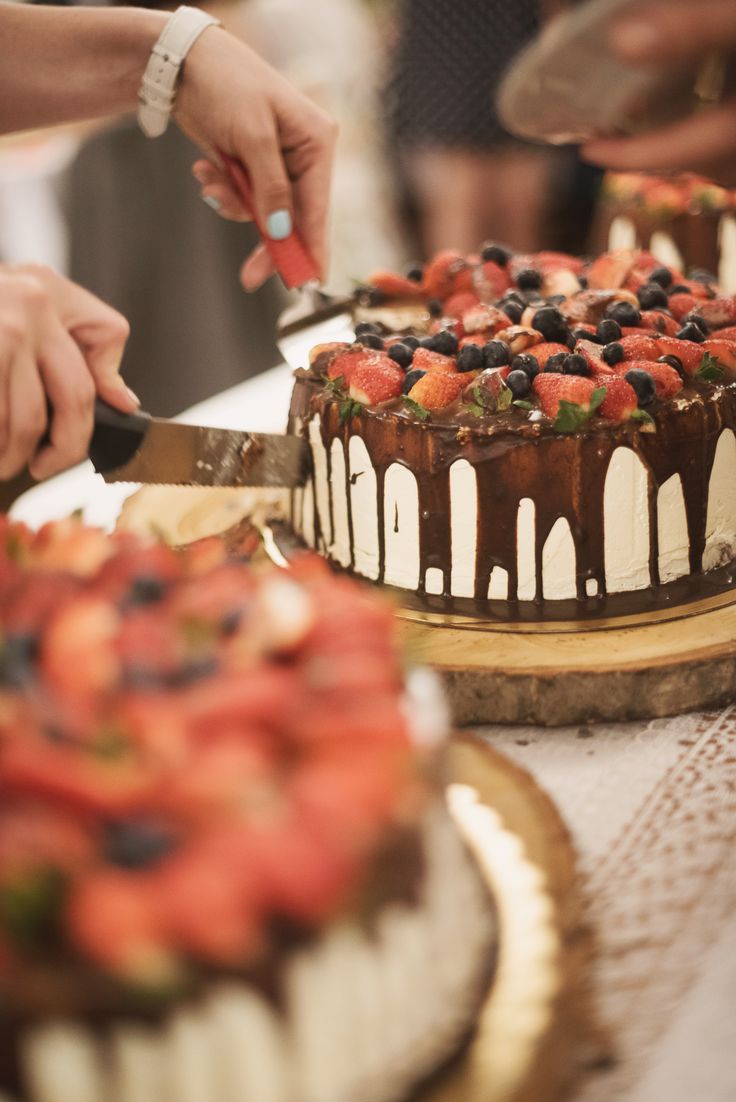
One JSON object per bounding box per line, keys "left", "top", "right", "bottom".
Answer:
{"left": 385, "top": 0, "right": 541, "bottom": 149}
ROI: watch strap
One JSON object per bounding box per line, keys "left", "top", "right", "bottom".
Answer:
{"left": 138, "top": 6, "right": 220, "bottom": 138}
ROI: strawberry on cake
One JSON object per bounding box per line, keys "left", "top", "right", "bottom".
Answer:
{"left": 288, "top": 246, "right": 736, "bottom": 616}
{"left": 0, "top": 519, "right": 495, "bottom": 1102}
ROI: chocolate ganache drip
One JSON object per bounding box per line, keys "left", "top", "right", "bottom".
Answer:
{"left": 288, "top": 374, "right": 736, "bottom": 618}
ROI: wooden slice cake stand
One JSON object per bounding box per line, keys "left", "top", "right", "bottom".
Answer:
{"left": 399, "top": 590, "right": 736, "bottom": 726}
{"left": 118, "top": 486, "right": 736, "bottom": 726}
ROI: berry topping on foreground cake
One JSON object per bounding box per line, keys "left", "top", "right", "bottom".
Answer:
{"left": 289, "top": 248, "right": 736, "bottom": 610}
{"left": 0, "top": 519, "right": 494, "bottom": 1102}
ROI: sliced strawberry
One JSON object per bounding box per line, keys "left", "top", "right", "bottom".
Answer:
{"left": 367, "top": 270, "right": 424, "bottom": 298}
{"left": 65, "top": 869, "right": 170, "bottom": 979}
{"left": 309, "top": 341, "right": 351, "bottom": 375}
{"left": 668, "top": 293, "right": 699, "bottom": 321}
{"left": 533, "top": 341, "right": 570, "bottom": 368}
{"left": 349, "top": 357, "right": 404, "bottom": 405}
{"left": 620, "top": 333, "right": 660, "bottom": 360}
{"left": 699, "top": 295, "right": 736, "bottom": 329}
{"left": 327, "top": 346, "right": 381, "bottom": 384}
{"left": 542, "top": 268, "right": 583, "bottom": 298}
{"left": 158, "top": 837, "right": 262, "bottom": 964}
{"left": 40, "top": 597, "right": 120, "bottom": 699}
{"left": 32, "top": 521, "right": 112, "bottom": 577}
{"left": 461, "top": 304, "right": 511, "bottom": 335}
{"left": 677, "top": 278, "right": 713, "bottom": 299}
{"left": 442, "top": 290, "right": 480, "bottom": 318}
{"left": 648, "top": 363, "right": 685, "bottom": 398}
{"left": 533, "top": 250, "right": 585, "bottom": 274}
{"left": 711, "top": 325, "right": 736, "bottom": 341}
{"left": 0, "top": 803, "right": 94, "bottom": 877}
{"left": 591, "top": 374, "right": 638, "bottom": 424}
{"left": 473, "top": 259, "right": 511, "bottom": 300}
{"left": 700, "top": 339, "right": 736, "bottom": 374}
{"left": 407, "top": 372, "right": 465, "bottom": 410}
{"left": 575, "top": 340, "right": 613, "bottom": 374}
{"left": 412, "top": 347, "right": 457, "bottom": 374}
{"left": 495, "top": 326, "right": 543, "bottom": 355}
{"left": 423, "top": 249, "right": 474, "bottom": 299}
{"left": 627, "top": 360, "right": 683, "bottom": 399}
{"left": 640, "top": 310, "right": 679, "bottom": 336}
{"left": 561, "top": 289, "right": 638, "bottom": 325}
{"left": 246, "top": 815, "right": 356, "bottom": 922}
{"left": 532, "top": 374, "right": 599, "bottom": 431}
{"left": 586, "top": 249, "right": 637, "bottom": 290}
{"left": 655, "top": 336, "right": 704, "bottom": 376}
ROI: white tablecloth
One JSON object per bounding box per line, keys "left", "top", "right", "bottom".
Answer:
{"left": 12, "top": 364, "right": 736, "bottom": 1102}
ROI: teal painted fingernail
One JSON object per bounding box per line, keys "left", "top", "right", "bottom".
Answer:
{"left": 267, "top": 209, "right": 292, "bottom": 240}
{"left": 203, "top": 194, "right": 221, "bottom": 212}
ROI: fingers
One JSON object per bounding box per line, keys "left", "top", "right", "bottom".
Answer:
{"left": 30, "top": 320, "right": 96, "bottom": 481}
{"left": 0, "top": 345, "right": 47, "bottom": 481}
{"left": 16, "top": 265, "right": 138, "bottom": 413}
{"left": 611, "top": 0, "right": 736, "bottom": 65}
{"left": 71, "top": 315, "right": 137, "bottom": 413}
{"left": 192, "top": 160, "right": 252, "bottom": 222}
{"left": 288, "top": 142, "right": 335, "bottom": 282}
{"left": 582, "top": 100, "right": 736, "bottom": 183}
{"left": 240, "top": 243, "right": 275, "bottom": 292}
{"left": 237, "top": 117, "right": 295, "bottom": 244}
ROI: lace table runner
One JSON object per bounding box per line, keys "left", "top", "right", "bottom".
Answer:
{"left": 482, "top": 707, "right": 736, "bottom": 1102}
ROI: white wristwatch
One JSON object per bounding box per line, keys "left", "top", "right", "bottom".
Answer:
{"left": 137, "top": 5, "right": 221, "bottom": 139}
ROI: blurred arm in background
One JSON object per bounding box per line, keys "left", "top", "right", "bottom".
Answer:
{"left": 582, "top": 0, "right": 736, "bottom": 187}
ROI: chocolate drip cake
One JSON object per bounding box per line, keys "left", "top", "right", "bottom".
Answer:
{"left": 287, "top": 246, "right": 736, "bottom": 618}
{"left": 0, "top": 519, "right": 495, "bottom": 1102}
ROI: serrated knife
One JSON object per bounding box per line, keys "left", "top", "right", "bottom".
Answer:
{"left": 86, "top": 399, "right": 309, "bottom": 488}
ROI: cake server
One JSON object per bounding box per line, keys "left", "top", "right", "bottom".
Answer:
{"left": 85, "top": 399, "right": 309, "bottom": 488}
{"left": 497, "top": 0, "right": 736, "bottom": 144}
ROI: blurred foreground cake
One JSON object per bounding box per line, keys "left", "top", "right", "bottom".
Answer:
{"left": 0, "top": 519, "right": 495, "bottom": 1102}
{"left": 288, "top": 245, "right": 736, "bottom": 617}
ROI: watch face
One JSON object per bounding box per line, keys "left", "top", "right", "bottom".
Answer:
{"left": 497, "top": 0, "right": 735, "bottom": 145}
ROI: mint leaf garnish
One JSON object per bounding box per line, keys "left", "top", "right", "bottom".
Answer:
{"left": 339, "top": 398, "right": 363, "bottom": 423}
{"left": 512, "top": 399, "right": 534, "bottom": 411}
{"left": 496, "top": 382, "right": 513, "bottom": 412}
{"left": 323, "top": 374, "right": 347, "bottom": 397}
{"left": 589, "top": 386, "right": 607, "bottom": 413}
{"left": 697, "top": 352, "right": 725, "bottom": 382}
{"left": 466, "top": 403, "right": 485, "bottom": 417}
{"left": 630, "top": 409, "right": 656, "bottom": 427}
{"left": 553, "top": 399, "right": 591, "bottom": 434}
{"left": 402, "top": 396, "right": 431, "bottom": 421}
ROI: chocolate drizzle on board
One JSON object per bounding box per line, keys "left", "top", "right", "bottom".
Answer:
{"left": 288, "top": 373, "right": 736, "bottom": 621}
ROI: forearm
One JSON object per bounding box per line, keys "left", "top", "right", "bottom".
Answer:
{"left": 0, "top": 5, "right": 167, "bottom": 134}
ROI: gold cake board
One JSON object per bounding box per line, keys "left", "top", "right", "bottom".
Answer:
{"left": 438, "top": 733, "right": 591, "bottom": 1102}
{"left": 400, "top": 590, "right": 736, "bottom": 727}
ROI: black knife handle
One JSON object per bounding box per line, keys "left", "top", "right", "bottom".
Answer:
{"left": 87, "top": 398, "right": 152, "bottom": 473}
{"left": 38, "top": 398, "right": 152, "bottom": 473}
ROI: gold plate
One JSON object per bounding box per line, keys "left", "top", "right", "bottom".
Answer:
{"left": 436, "top": 734, "right": 586, "bottom": 1102}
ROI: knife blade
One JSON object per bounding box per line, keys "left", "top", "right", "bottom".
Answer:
{"left": 88, "top": 399, "right": 309, "bottom": 488}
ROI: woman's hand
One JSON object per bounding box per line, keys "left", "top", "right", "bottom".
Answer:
{"left": 178, "top": 29, "right": 338, "bottom": 290}
{"left": 582, "top": 0, "right": 736, "bottom": 186}
{"left": 0, "top": 264, "right": 136, "bottom": 481}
